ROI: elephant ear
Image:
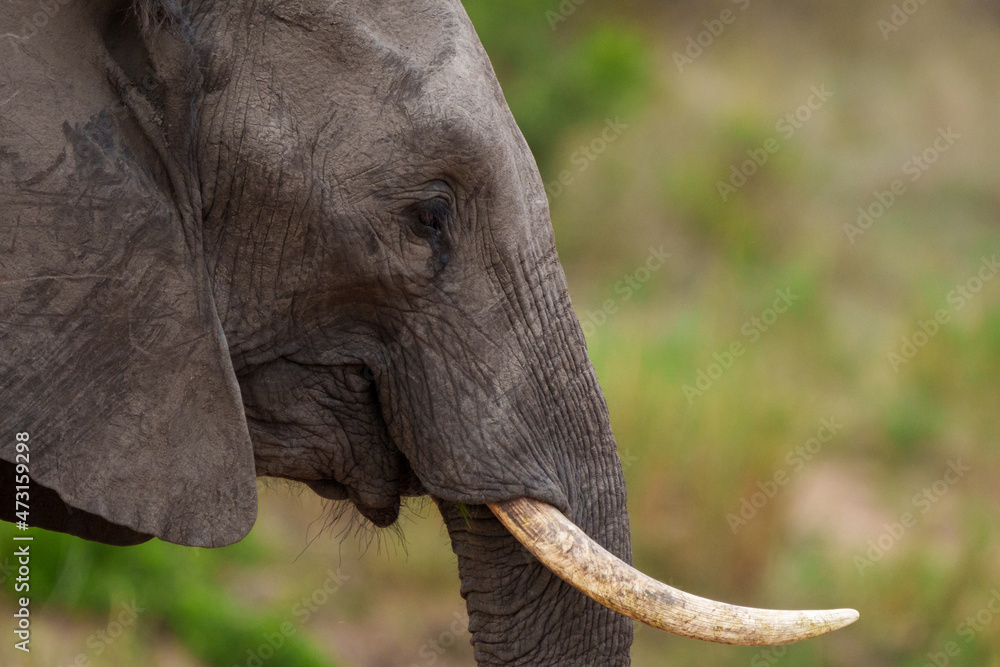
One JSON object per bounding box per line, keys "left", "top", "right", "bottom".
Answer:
{"left": 0, "top": 11, "right": 257, "bottom": 547}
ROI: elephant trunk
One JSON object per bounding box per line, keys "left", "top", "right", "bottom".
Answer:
{"left": 436, "top": 361, "right": 634, "bottom": 665}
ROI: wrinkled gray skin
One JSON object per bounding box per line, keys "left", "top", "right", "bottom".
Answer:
{"left": 0, "top": 0, "right": 632, "bottom": 663}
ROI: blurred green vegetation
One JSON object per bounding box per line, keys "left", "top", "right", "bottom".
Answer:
{"left": 5, "top": 1, "right": 1000, "bottom": 665}
{"left": 546, "top": 2, "right": 1000, "bottom": 665}
{"left": 462, "top": 0, "right": 651, "bottom": 176}
{"left": 0, "top": 520, "right": 336, "bottom": 666}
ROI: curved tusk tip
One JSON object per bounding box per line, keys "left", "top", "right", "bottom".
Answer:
{"left": 728, "top": 606, "right": 860, "bottom": 646}
{"left": 726, "top": 607, "right": 860, "bottom": 646}
{"left": 787, "top": 607, "right": 859, "bottom": 642}
{"left": 829, "top": 607, "right": 860, "bottom": 629}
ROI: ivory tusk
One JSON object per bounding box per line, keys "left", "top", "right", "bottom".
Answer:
{"left": 488, "top": 497, "right": 859, "bottom": 646}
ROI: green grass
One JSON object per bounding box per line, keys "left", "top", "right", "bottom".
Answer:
{"left": 0, "top": 522, "right": 339, "bottom": 666}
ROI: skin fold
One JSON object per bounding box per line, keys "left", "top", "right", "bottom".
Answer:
{"left": 0, "top": 0, "right": 632, "bottom": 663}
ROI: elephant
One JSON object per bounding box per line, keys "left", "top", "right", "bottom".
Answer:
{"left": 0, "top": 0, "right": 857, "bottom": 663}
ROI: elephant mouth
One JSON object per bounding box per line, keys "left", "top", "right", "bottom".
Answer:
{"left": 304, "top": 476, "right": 424, "bottom": 527}
{"left": 488, "top": 497, "right": 859, "bottom": 646}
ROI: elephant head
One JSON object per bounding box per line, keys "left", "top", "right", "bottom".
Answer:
{"left": 0, "top": 0, "right": 856, "bottom": 662}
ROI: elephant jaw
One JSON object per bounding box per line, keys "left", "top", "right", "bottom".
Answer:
{"left": 489, "top": 497, "right": 859, "bottom": 646}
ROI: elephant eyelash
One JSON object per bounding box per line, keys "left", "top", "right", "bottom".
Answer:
{"left": 419, "top": 207, "right": 443, "bottom": 234}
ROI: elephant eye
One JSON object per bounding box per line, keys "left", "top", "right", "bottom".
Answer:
{"left": 405, "top": 197, "right": 453, "bottom": 268}
{"left": 409, "top": 198, "right": 452, "bottom": 239}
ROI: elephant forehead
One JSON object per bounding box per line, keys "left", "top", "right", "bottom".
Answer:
{"left": 252, "top": 0, "right": 507, "bottom": 134}
{"left": 261, "top": 0, "right": 466, "bottom": 77}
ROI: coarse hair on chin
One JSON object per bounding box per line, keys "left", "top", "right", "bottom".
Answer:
{"left": 312, "top": 499, "right": 414, "bottom": 558}
{"left": 266, "top": 479, "right": 431, "bottom": 559}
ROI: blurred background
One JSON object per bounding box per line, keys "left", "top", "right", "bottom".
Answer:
{"left": 4, "top": 0, "right": 1000, "bottom": 664}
